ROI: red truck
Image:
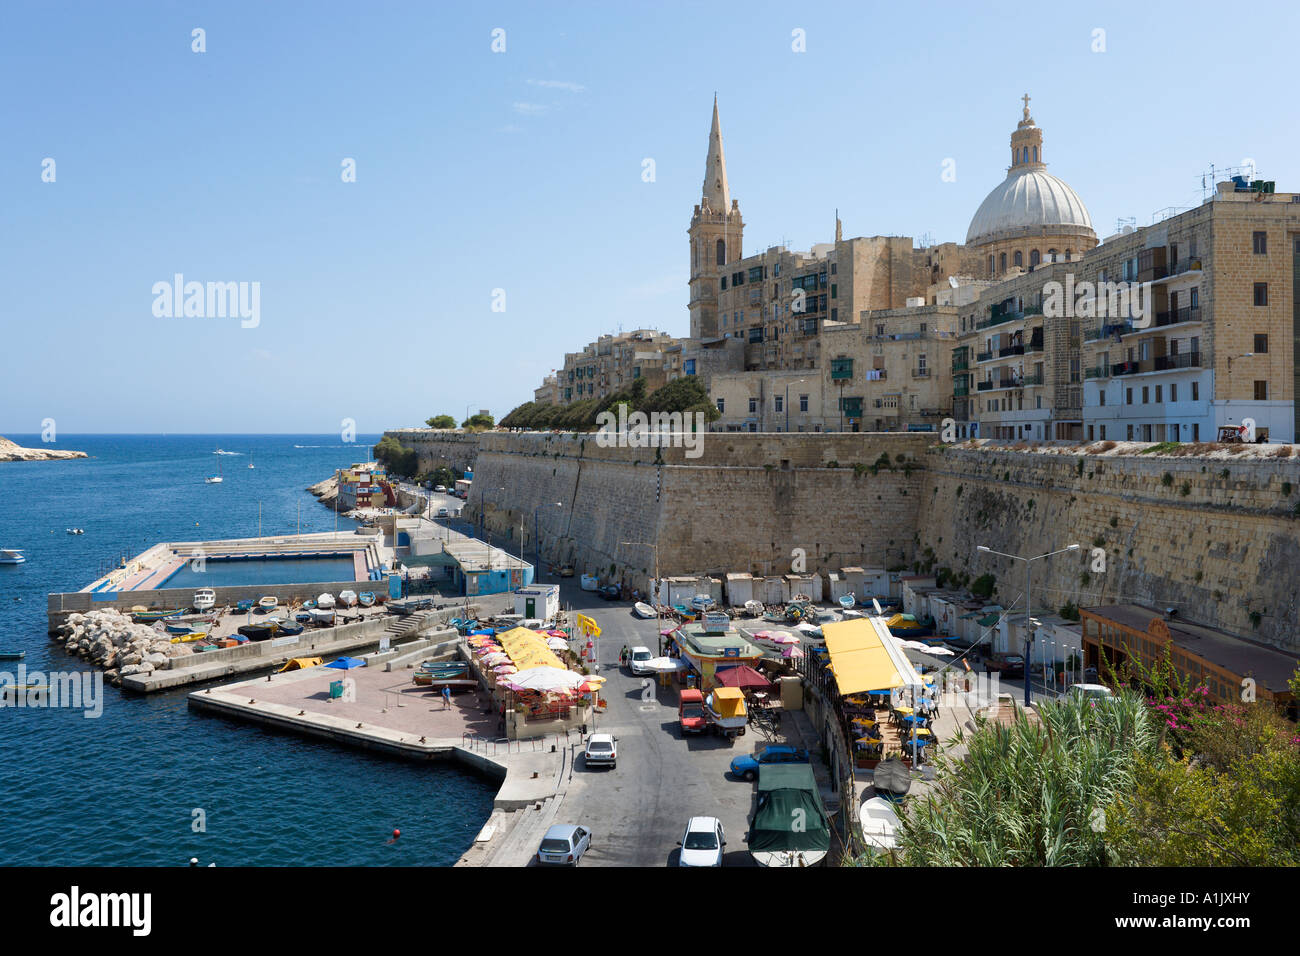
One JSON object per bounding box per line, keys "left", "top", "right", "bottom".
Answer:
{"left": 678, "top": 689, "right": 708, "bottom": 735}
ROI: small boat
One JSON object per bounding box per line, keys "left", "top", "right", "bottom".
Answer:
{"left": 132, "top": 608, "right": 183, "bottom": 623}
{"left": 309, "top": 608, "right": 336, "bottom": 625}
{"left": 580, "top": 574, "right": 599, "bottom": 592}
{"left": 338, "top": 590, "right": 358, "bottom": 608}
{"left": 295, "top": 611, "right": 313, "bottom": 623}
{"left": 66, "top": 528, "right": 85, "bottom": 535}
{"left": 633, "top": 602, "right": 655, "bottom": 619}
{"left": 170, "top": 631, "right": 208, "bottom": 644}
{"left": 164, "top": 622, "right": 193, "bottom": 635}
{"left": 690, "top": 594, "right": 714, "bottom": 613}
{"left": 257, "top": 596, "right": 279, "bottom": 612}
{"left": 316, "top": 593, "right": 336, "bottom": 610}
{"left": 743, "top": 600, "right": 764, "bottom": 617}
{"left": 302, "top": 599, "right": 317, "bottom": 611}
{"left": 194, "top": 589, "right": 216, "bottom": 612}
{"left": 0, "top": 651, "right": 26, "bottom": 661}
{"left": 860, "top": 796, "right": 902, "bottom": 852}
{"left": 0, "top": 549, "right": 26, "bottom": 565}
{"left": 236, "top": 599, "right": 255, "bottom": 612}
{"left": 357, "top": 591, "right": 376, "bottom": 608}
{"left": 248, "top": 452, "right": 255, "bottom": 470}
{"left": 275, "top": 621, "right": 304, "bottom": 636}
{"left": 749, "top": 765, "right": 831, "bottom": 867}
{"left": 419, "top": 660, "right": 469, "bottom": 675}
{"left": 839, "top": 594, "right": 856, "bottom": 610}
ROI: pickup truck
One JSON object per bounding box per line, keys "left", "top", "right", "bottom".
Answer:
{"left": 983, "top": 654, "right": 1025, "bottom": 679}
{"left": 678, "top": 689, "right": 708, "bottom": 735}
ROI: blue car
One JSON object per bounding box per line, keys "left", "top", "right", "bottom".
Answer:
{"left": 729, "top": 745, "right": 810, "bottom": 781}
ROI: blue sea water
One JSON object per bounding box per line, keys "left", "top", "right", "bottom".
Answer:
{"left": 0, "top": 435, "right": 495, "bottom": 867}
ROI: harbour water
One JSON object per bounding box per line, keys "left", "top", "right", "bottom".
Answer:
{"left": 0, "top": 435, "right": 495, "bottom": 866}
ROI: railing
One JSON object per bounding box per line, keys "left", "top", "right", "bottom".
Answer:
{"left": 977, "top": 380, "right": 994, "bottom": 391}
{"left": 976, "top": 351, "right": 994, "bottom": 362}
{"left": 1020, "top": 373, "right": 1044, "bottom": 386}
{"left": 999, "top": 344, "right": 1025, "bottom": 357}
{"left": 911, "top": 367, "right": 931, "bottom": 378}
{"left": 1153, "top": 351, "right": 1202, "bottom": 371}
{"left": 1113, "top": 360, "right": 1141, "bottom": 376}
{"left": 1084, "top": 321, "right": 1134, "bottom": 342}
{"left": 1085, "top": 366, "right": 1111, "bottom": 379}
{"left": 952, "top": 359, "right": 969, "bottom": 372}
{"left": 1151, "top": 306, "right": 1202, "bottom": 328}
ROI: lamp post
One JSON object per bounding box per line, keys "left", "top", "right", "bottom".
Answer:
{"left": 976, "top": 543, "right": 1080, "bottom": 706}
{"left": 785, "top": 378, "right": 807, "bottom": 433}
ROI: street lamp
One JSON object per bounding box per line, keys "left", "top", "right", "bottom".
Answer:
{"left": 976, "top": 543, "right": 1080, "bottom": 706}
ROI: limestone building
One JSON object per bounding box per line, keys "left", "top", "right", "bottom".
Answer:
{"left": 557, "top": 329, "right": 676, "bottom": 405}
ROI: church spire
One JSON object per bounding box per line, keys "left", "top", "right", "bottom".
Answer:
{"left": 702, "top": 94, "right": 731, "bottom": 212}
{"left": 1008, "top": 93, "right": 1045, "bottom": 173}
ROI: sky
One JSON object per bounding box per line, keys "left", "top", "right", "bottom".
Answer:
{"left": 3, "top": 0, "right": 1298, "bottom": 434}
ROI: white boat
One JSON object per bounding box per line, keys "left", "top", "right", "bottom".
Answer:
{"left": 309, "top": 608, "right": 336, "bottom": 625}
{"left": 690, "top": 594, "right": 714, "bottom": 612}
{"left": 258, "top": 596, "right": 279, "bottom": 611}
{"left": 193, "top": 589, "right": 216, "bottom": 612}
{"left": 205, "top": 459, "right": 223, "bottom": 483}
{"left": 0, "top": 549, "right": 26, "bottom": 565}
{"left": 859, "top": 796, "right": 901, "bottom": 852}
{"left": 633, "top": 602, "right": 656, "bottom": 619}
{"left": 66, "top": 528, "right": 85, "bottom": 535}
{"left": 338, "top": 590, "right": 358, "bottom": 608}
{"left": 743, "top": 600, "right": 764, "bottom": 617}
{"left": 316, "top": 593, "right": 336, "bottom": 610}
{"left": 248, "top": 452, "right": 255, "bottom": 469}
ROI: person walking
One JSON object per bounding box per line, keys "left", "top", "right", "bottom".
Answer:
{"left": 441, "top": 685, "right": 452, "bottom": 710}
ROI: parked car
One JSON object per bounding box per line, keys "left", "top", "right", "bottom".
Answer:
{"left": 729, "top": 745, "right": 810, "bottom": 782}
{"left": 1069, "top": 683, "right": 1114, "bottom": 703}
{"left": 677, "top": 816, "right": 726, "bottom": 867}
{"left": 984, "top": 654, "right": 1025, "bottom": 679}
{"left": 536, "top": 824, "right": 591, "bottom": 865}
{"left": 597, "top": 584, "right": 620, "bottom": 601}
{"left": 437, "top": 507, "right": 449, "bottom": 517}
{"left": 627, "top": 646, "right": 654, "bottom": 676}
{"left": 434, "top": 485, "right": 447, "bottom": 493}
{"left": 584, "top": 733, "right": 618, "bottom": 769}
{"left": 558, "top": 566, "right": 575, "bottom": 578}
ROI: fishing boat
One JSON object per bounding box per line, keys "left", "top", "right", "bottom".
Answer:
{"left": 132, "top": 608, "right": 183, "bottom": 623}
{"left": 247, "top": 452, "right": 255, "bottom": 469}
{"left": 302, "top": 599, "right": 317, "bottom": 611}
{"left": 309, "top": 608, "right": 336, "bottom": 626}
{"left": 839, "top": 594, "right": 856, "bottom": 610}
{"left": 164, "top": 622, "right": 193, "bottom": 635}
{"left": 316, "top": 593, "right": 336, "bottom": 610}
{"left": 66, "top": 528, "right": 85, "bottom": 535}
{"left": 690, "top": 594, "right": 714, "bottom": 613}
{"left": 749, "top": 764, "right": 831, "bottom": 867}
{"left": 257, "top": 596, "right": 279, "bottom": 612}
{"left": 0, "top": 651, "right": 26, "bottom": 661}
{"left": 194, "top": 589, "right": 216, "bottom": 612}
{"left": 337, "top": 590, "right": 358, "bottom": 608}
{"left": 743, "top": 600, "right": 764, "bottom": 617}
{"left": 169, "top": 631, "right": 208, "bottom": 644}
{"left": 632, "top": 602, "right": 655, "bottom": 619}
{"left": 885, "top": 613, "right": 935, "bottom": 638}
{"left": 235, "top": 599, "right": 255, "bottom": 613}
{"left": 274, "top": 621, "right": 304, "bottom": 636}
{"left": 0, "top": 549, "right": 26, "bottom": 565}
{"left": 357, "top": 591, "right": 376, "bottom": 608}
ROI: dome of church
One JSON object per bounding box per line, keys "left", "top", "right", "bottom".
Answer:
{"left": 966, "top": 167, "right": 1093, "bottom": 245}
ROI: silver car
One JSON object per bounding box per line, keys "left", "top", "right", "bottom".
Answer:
{"left": 537, "top": 824, "right": 592, "bottom": 865}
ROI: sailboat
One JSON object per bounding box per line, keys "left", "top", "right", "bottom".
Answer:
{"left": 205, "top": 459, "right": 223, "bottom": 484}
{"left": 248, "top": 451, "right": 255, "bottom": 469}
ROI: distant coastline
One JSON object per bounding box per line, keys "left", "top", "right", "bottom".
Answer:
{"left": 0, "top": 435, "right": 87, "bottom": 462}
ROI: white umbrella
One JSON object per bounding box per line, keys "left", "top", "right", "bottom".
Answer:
{"left": 900, "top": 640, "right": 931, "bottom": 651}
{"left": 505, "top": 667, "right": 586, "bottom": 692}
{"left": 925, "top": 646, "right": 955, "bottom": 656}
{"left": 545, "top": 637, "right": 569, "bottom": 651}
{"left": 642, "top": 657, "right": 685, "bottom": 674}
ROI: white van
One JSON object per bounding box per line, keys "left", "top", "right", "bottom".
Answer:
{"left": 1069, "top": 683, "right": 1113, "bottom": 702}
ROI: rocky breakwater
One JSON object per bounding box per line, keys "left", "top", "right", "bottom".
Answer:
{"left": 53, "top": 609, "right": 193, "bottom": 687}
{"left": 0, "top": 435, "right": 87, "bottom": 462}
{"left": 308, "top": 474, "right": 340, "bottom": 509}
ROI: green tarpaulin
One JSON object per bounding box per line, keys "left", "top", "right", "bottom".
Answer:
{"left": 750, "top": 765, "right": 831, "bottom": 854}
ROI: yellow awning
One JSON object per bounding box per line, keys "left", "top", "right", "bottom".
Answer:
{"left": 821, "top": 618, "right": 923, "bottom": 695}
{"left": 496, "top": 627, "right": 565, "bottom": 670}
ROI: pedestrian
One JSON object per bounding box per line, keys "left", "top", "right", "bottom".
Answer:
{"left": 620, "top": 644, "right": 628, "bottom": 667}
{"left": 441, "top": 685, "right": 452, "bottom": 710}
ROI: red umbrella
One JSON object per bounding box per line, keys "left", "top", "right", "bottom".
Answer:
{"left": 714, "top": 665, "right": 771, "bottom": 689}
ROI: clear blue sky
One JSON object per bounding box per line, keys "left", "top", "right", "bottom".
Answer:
{"left": 4, "top": 0, "right": 1297, "bottom": 433}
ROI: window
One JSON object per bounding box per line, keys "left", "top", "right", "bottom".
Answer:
{"left": 1099, "top": 391, "right": 1106, "bottom": 406}
{"left": 1141, "top": 387, "right": 1149, "bottom": 404}
{"left": 1190, "top": 287, "right": 1199, "bottom": 309}
{"left": 632, "top": 367, "right": 641, "bottom": 378}
{"left": 1014, "top": 251, "right": 1023, "bottom": 267}
{"left": 747, "top": 266, "right": 762, "bottom": 283}
{"left": 799, "top": 394, "right": 809, "bottom": 412}
{"left": 1191, "top": 381, "right": 1199, "bottom": 401}
{"left": 1000, "top": 253, "right": 1007, "bottom": 272}
{"left": 1254, "top": 381, "right": 1269, "bottom": 401}
{"left": 1254, "top": 283, "right": 1268, "bottom": 306}
{"left": 716, "top": 239, "right": 726, "bottom": 265}
{"left": 1100, "top": 425, "right": 1106, "bottom": 439}
{"left": 720, "top": 276, "right": 727, "bottom": 290}
{"left": 715, "top": 398, "right": 725, "bottom": 413}
{"left": 989, "top": 255, "right": 995, "bottom": 276}
{"left": 1126, "top": 388, "right": 1133, "bottom": 405}
{"left": 684, "top": 359, "right": 696, "bottom": 376}
{"left": 1170, "top": 383, "right": 1177, "bottom": 402}
{"left": 1192, "top": 423, "right": 1199, "bottom": 441}
{"left": 774, "top": 395, "right": 784, "bottom": 413}
{"left": 1030, "top": 249, "right": 1040, "bottom": 267}
{"left": 830, "top": 357, "right": 854, "bottom": 380}
{"left": 1154, "top": 385, "right": 1162, "bottom": 402}
{"left": 1255, "top": 334, "right": 1269, "bottom": 353}
{"left": 1253, "top": 231, "right": 1267, "bottom": 255}
{"left": 748, "top": 398, "right": 757, "bottom": 414}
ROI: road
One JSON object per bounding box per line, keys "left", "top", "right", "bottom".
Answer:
{"left": 536, "top": 580, "right": 773, "bottom": 867}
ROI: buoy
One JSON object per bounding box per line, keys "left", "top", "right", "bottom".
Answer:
{"left": 189, "top": 857, "right": 198, "bottom": 867}
{"left": 393, "top": 828, "right": 401, "bottom": 839}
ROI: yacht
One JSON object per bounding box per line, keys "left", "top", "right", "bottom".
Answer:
{"left": 206, "top": 460, "right": 223, "bottom": 483}
{"left": 0, "top": 549, "right": 26, "bottom": 565}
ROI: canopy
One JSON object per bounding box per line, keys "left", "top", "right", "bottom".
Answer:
{"left": 326, "top": 657, "right": 366, "bottom": 670}
{"left": 708, "top": 686, "right": 747, "bottom": 718}
{"left": 714, "top": 665, "right": 771, "bottom": 689}
{"left": 545, "top": 637, "right": 570, "bottom": 650}
{"left": 277, "top": 657, "right": 322, "bottom": 672}
{"left": 505, "top": 666, "right": 586, "bottom": 693}
{"left": 821, "top": 617, "right": 924, "bottom": 695}
{"left": 496, "top": 626, "right": 565, "bottom": 671}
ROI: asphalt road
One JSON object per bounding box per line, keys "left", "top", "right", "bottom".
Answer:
{"left": 544, "top": 580, "right": 763, "bottom": 867}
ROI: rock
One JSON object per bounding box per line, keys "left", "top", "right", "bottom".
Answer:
{"left": 0, "top": 435, "right": 88, "bottom": 461}
{"left": 145, "top": 653, "right": 168, "bottom": 666}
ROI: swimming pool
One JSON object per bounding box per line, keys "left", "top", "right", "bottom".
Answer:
{"left": 159, "top": 554, "right": 359, "bottom": 590}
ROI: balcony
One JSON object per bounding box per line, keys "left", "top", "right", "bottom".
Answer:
{"left": 1085, "top": 366, "right": 1111, "bottom": 380}
{"left": 1020, "top": 373, "right": 1044, "bottom": 387}
{"left": 1150, "top": 306, "right": 1202, "bottom": 329}
{"left": 977, "top": 380, "right": 994, "bottom": 391}
{"left": 1152, "top": 351, "right": 1202, "bottom": 371}
{"left": 1085, "top": 321, "right": 1135, "bottom": 342}
{"left": 952, "top": 358, "right": 969, "bottom": 372}
{"left": 912, "top": 367, "right": 931, "bottom": 378}
{"left": 999, "top": 344, "right": 1026, "bottom": 358}
{"left": 976, "top": 350, "right": 994, "bottom": 363}
{"left": 1113, "top": 360, "right": 1141, "bottom": 376}
{"left": 953, "top": 385, "right": 970, "bottom": 397}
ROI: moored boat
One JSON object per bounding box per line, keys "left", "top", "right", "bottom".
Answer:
{"left": 295, "top": 611, "right": 314, "bottom": 623}
{"left": 316, "top": 593, "right": 336, "bottom": 610}
{"left": 0, "top": 549, "right": 26, "bottom": 565}
{"left": 236, "top": 599, "right": 255, "bottom": 613}
{"left": 274, "top": 621, "right": 304, "bottom": 636}
{"left": 170, "top": 631, "right": 208, "bottom": 644}
{"left": 633, "top": 602, "right": 655, "bottom": 619}
{"left": 309, "top": 608, "right": 336, "bottom": 626}
{"left": 257, "top": 596, "right": 279, "bottom": 612}
{"left": 839, "top": 594, "right": 856, "bottom": 610}
{"left": 132, "top": 608, "right": 183, "bottom": 623}
{"left": 338, "top": 590, "right": 358, "bottom": 608}
{"left": 357, "top": 591, "right": 376, "bottom": 607}
{"left": 0, "top": 651, "right": 26, "bottom": 661}
{"left": 164, "top": 622, "right": 193, "bottom": 635}
{"left": 193, "top": 587, "right": 216, "bottom": 611}
{"left": 749, "top": 764, "right": 831, "bottom": 867}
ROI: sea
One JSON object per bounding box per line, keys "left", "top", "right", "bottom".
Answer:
{"left": 0, "top": 435, "right": 495, "bottom": 867}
